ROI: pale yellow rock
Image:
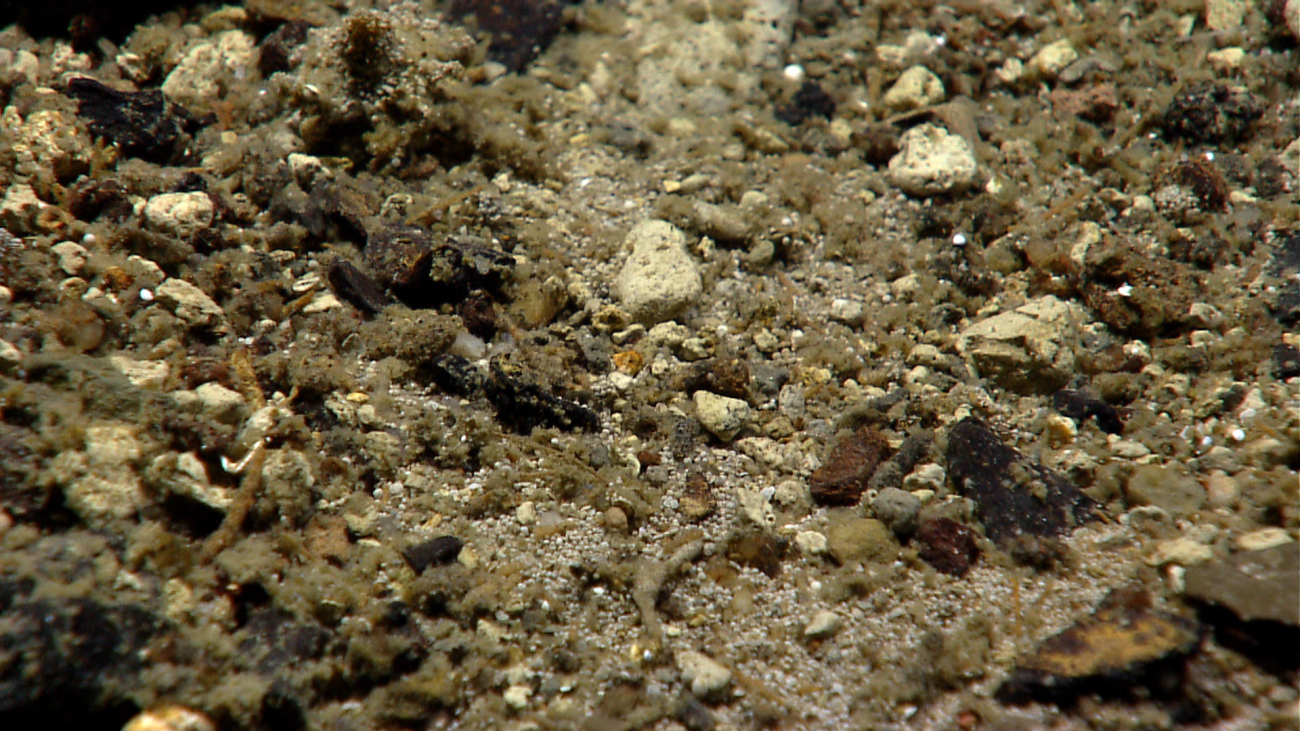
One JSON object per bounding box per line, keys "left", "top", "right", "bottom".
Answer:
{"left": 1029, "top": 39, "right": 1077, "bottom": 78}
{"left": 1147, "top": 537, "right": 1213, "bottom": 567}
{"left": 882, "top": 65, "right": 944, "bottom": 110}
{"left": 1235, "top": 527, "right": 1294, "bottom": 552}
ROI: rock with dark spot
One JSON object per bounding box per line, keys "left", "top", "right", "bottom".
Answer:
{"left": 1051, "top": 388, "right": 1124, "bottom": 435}
{"left": 707, "top": 357, "right": 751, "bottom": 400}
{"left": 1273, "top": 344, "right": 1300, "bottom": 380}
{"left": 996, "top": 587, "right": 1201, "bottom": 705}
{"left": 258, "top": 20, "right": 313, "bottom": 77}
{"left": 66, "top": 77, "right": 195, "bottom": 164}
{"left": 1162, "top": 82, "right": 1263, "bottom": 143}
{"left": 485, "top": 359, "right": 599, "bottom": 433}
{"left": 67, "top": 178, "right": 132, "bottom": 223}
{"left": 726, "top": 531, "right": 788, "bottom": 578}
{"left": 327, "top": 258, "right": 391, "bottom": 314}
{"left": 915, "top": 517, "right": 981, "bottom": 577}
{"left": 365, "top": 225, "right": 435, "bottom": 306}
{"left": 809, "top": 426, "right": 891, "bottom": 506}
{"left": 1078, "top": 241, "right": 1201, "bottom": 336}
{"left": 776, "top": 80, "right": 837, "bottom": 126}
{"left": 402, "top": 536, "right": 464, "bottom": 573}
{"left": 430, "top": 354, "right": 486, "bottom": 397}
{"left": 946, "top": 417, "right": 1098, "bottom": 546}
{"left": 1155, "top": 158, "right": 1229, "bottom": 212}
{"left": 446, "top": 0, "right": 565, "bottom": 73}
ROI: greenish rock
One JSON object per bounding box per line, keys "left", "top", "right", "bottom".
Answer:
{"left": 1125, "top": 464, "right": 1206, "bottom": 517}
{"left": 826, "top": 517, "right": 897, "bottom": 565}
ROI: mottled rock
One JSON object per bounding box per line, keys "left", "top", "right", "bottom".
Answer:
{"left": 145, "top": 192, "right": 215, "bottom": 238}
{"left": 997, "top": 588, "right": 1201, "bottom": 704}
{"left": 160, "top": 31, "right": 256, "bottom": 114}
{"left": 809, "top": 426, "right": 891, "bottom": 506}
{"left": 959, "top": 296, "right": 1079, "bottom": 394}
{"left": 155, "top": 278, "right": 226, "bottom": 332}
{"left": 915, "top": 517, "right": 981, "bottom": 577}
{"left": 887, "top": 123, "right": 979, "bottom": 196}
{"left": 1051, "top": 388, "right": 1123, "bottom": 434}
{"left": 826, "top": 517, "right": 896, "bottom": 565}
{"left": 873, "top": 487, "right": 922, "bottom": 536}
{"left": 66, "top": 76, "right": 194, "bottom": 163}
{"left": 485, "top": 360, "right": 599, "bottom": 433}
{"left": 1162, "top": 82, "right": 1263, "bottom": 143}
{"left": 615, "top": 220, "right": 703, "bottom": 324}
{"left": 693, "top": 391, "right": 751, "bottom": 442}
{"left": 946, "top": 417, "right": 1098, "bottom": 545}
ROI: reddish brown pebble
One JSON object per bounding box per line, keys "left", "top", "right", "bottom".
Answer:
{"left": 809, "top": 426, "right": 891, "bottom": 506}
{"left": 915, "top": 517, "right": 981, "bottom": 577}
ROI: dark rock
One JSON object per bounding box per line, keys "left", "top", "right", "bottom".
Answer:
{"left": 1078, "top": 241, "right": 1201, "bottom": 337}
{"left": 2, "top": 0, "right": 204, "bottom": 48}
{"left": 867, "top": 430, "right": 933, "bottom": 491}
{"left": 65, "top": 77, "right": 195, "bottom": 164}
{"left": 1162, "top": 82, "right": 1263, "bottom": 143}
{"left": 365, "top": 225, "right": 436, "bottom": 305}
{"left": 258, "top": 20, "right": 314, "bottom": 77}
{"left": 707, "top": 357, "right": 751, "bottom": 400}
{"left": 401, "top": 536, "right": 465, "bottom": 573}
{"left": 430, "top": 354, "right": 486, "bottom": 397}
{"left": 457, "top": 290, "right": 498, "bottom": 339}
{"left": 915, "top": 517, "right": 981, "bottom": 577}
{"left": 946, "top": 417, "right": 1098, "bottom": 546}
{"left": 446, "top": 0, "right": 565, "bottom": 73}
{"left": 484, "top": 359, "right": 599, "bottom": 433}
{"left": 996, "top": 587, "right": 1201, "bottom": 705}
{"left": 1273, "top": 344, "right": 1300, "bottom": 380}
{"left": 1267, "top": 231, "right": 1300, "bottom": 324}
{"left": 0, "top": 596, "right": 159, "bottom": 723}
{"left": 67, "top": 178, "right": 132, "bottom": 223}
{"left": 852, "top": 123, "right": 900, "bottom": 166}
{"left": 809, "top": 426, "right": 891, "bottom": 506}
{"left": 327, "top": 258, "right": 392, "bottom": 314}
{"left": 676, "top": 695, "right": 717, "bottom": 731}
{"left": 429, "top": 236, "right": 516, "bottom": 300}
{"left": 1155, "top": 158, "right": 1230, "bottom": 212}
{"left": 1051, "top": 388, "right": 1124, "bottom": 435}
{"left": 776, "top": 80, "right": 837, "bottom": 126}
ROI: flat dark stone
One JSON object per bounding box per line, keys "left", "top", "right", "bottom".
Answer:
{"left": 1051, "top": 388, "right": 1124, "bottom": 435}
{"left": 446, "top": 0, "right": 565, "bottom": 73}
{"left": 327, "top": 258, "right": 391, "bottom": 314}
{"left": 65, "top": 77, "right": 195, "bottom": 163}
{"left": 401, "top": 535, "right": 465, "bottom": 573}
{"left": 915, "top": 517, "right": 981, "bottom": 577}
{"left": 997, "top": 588, "right": 1201, "bottom": 705}
{"left": 485, "top": 359, "right": 599, "bottom": 433}
{"left": 946, "top": 417, "right": 1098, "bottom": 545}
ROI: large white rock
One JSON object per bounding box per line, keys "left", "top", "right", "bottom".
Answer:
{"left": 614, "top": 220, "right": 703, "bottom": 324}
{"left": 144, "top": 192, "right": 215, "bottom": 238}
{"left": 161, "top": 30, "right": 256, "bottom": 113}
{"left": 675, "top": 649, "right": 731, "bottom": 699}
{"left": 887, "top": 124, "right": 979, "bottom": 196}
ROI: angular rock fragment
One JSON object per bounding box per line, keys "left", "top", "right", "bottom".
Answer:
{"left": 66, "top": 77, "right": 194, "bottom": 163}
{"left": 1051, "top": 387, "right": 1124, "bottom": 435}
{"left": 946, "top": 417, "right": 1098, "bottom": 545}
{"left": 1162, "top": 82, "right": 1263, "bottom": 143}
{"left": 365, "top": 225, "right": 436, "bottom": 304}
{"left": 485, "top": 359, "right": 599, "bottom": 433}
{"left": 401, "top": 535, "right": 464, "bottom": 572}
{"left": 997, "top": 588, "right": 1201, "bottom": 704}
{"left": 809, "top": 426, "right": 891, "bottom": 506}
{"left": 327, "top": 259, "right": 391, "bottom": 314}
{"left": 430, "top": 353, "right": 486, "bottom": 397}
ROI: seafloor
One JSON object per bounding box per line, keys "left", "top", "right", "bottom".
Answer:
{"left": 0, "top": 0, "right": 1297, "bottom": 729}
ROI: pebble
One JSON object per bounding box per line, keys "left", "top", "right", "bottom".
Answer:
{"left": 161, "top": 31, "right": 256, "bottom": 112}
{"left": 873, "top": 487, "right": 921, "bottom": 536}
{"left": 1146, "top": 537, "right": 1213, "bottom": 567}
{"left": 603, "top": 506, "right": 629, "bottom": 533}
{"left": 693, "top": 391, "right": 751, "bottom": 442}
{"left": 1203, "top": 470, "right": 1240, "bottom": 508}
{"left": 1204, "top": 0, "right": 1248, "bottom": 30}
{"left": 1029, "top": 39, "right": 1078, "bottom": 79}
{"left": 516, "top": 500, "right": 537, "bottom": 526}
{"left": 794, "top": 530, "right": 828, "bottom": 556}
{"left": 959, "top": 296, "right": 1076, "bottom": 394}
{"left": 809, "top": 425, "right": 890, "bottom": 506}
{"left": 902, "top": 463, "right": 946, "bottom": 492}
{"left": 1184, "top": 543, "right": 1299, "bottom": 625}
{"left": 675, "top": 650, "right": 731, "bottom": 699}
{"left": 882, "top": 65, "right": 944, "bottom": 110}
{"left": 0, "top": 338, "right": 23, "bottom": 371}
{"left": 828, "top": 297, "right": 865, "bottom": 325}
{"left": 110, "top": 354, "right": 171, "bottom": 390}
{"left": 1125, "top": 464, "right": 1205, "bottom": 517}
{"left": 55, "top": 423, "right": 148, "bottom": 525}
{"left": 887, "top": 123, "right": 979, "bottom": 196}
{"left": 804, "top": 609, "right": 842, "bottom": 639}
{"left": 915, "top": 517, "right": 981, "bottom": 577}
{"left": 826, "top": 518, "right": 895, "bottom": 565}
{"left": 503, "top": 684, "right": 531, "bottom": 710}
{"left": 614, "top": 220, "right": 703, "bottom": 324}
{"left": 144, "top": 192, "right": 215, "bottom": 238}
{"left": 155, "top": 278, "right": 227, "bottom": 331}
{"left": 1235, "top": 527, "right": 1294, "bottom": 552}
{"left": 51, "top": 240, "right": 88, "bottom": 275}
{"left": 194, "top": 382, "right": 247, "bottom": 424}
{"left": 123, "top": 705, "right": 216, "bottom": 731}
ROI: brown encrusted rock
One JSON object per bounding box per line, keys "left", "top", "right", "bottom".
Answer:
{"left": 809, "top": 426, "right": 891, "bottom": 506}
{"left": 1077, "top": 240, "right": 1201, "bottom": 337}
{"left": 946, "top": 417, "right": 1098, "bottom": 546}
{"left": 915, "top": 517, "right": 981, "bottom": 577}
{"left": 997, "top": 587, "right": 1201, "bottom": 704}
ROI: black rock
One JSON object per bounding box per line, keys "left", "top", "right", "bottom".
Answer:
{"left": 1162, "top": 82, "right": 1263, "bottom": 144}
{"left": 1274, "top": 344, "right": 1300, "bottom": 380}
{"left": 65, "top": 77, "right": 196, "bottom": 163}
{"left": 1051, "top": 388, "right": 1124, "bottom": 435}
{"left": 258, "top": 20, "right": 314, "bottom": 77}
{"left": 485, "top": 359, "right": 599, "bottom": 433}
{"left": 327, "top": 258, "right": 392, "bottom": 315}
{"left": 402, "top": 536, "right": 465, "bottom": 573}
{"left": 446, "top": 0, "right": 566, "bottom": 73}
{"left": 430, "top": 354, "right": 487, "bottom": 397}
{"left": 946, "top": 417, "right": 1099, "bottom": 546}
{"left": 776, "top": 81, "right": 837, "bottom": 126}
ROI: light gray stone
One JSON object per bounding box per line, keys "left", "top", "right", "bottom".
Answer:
{"left": 161, "top": 31, "right": 256, "bottom": 113}
{"left": 675, "top": 649, "right": 731, "bottom": 699}
{"left": 195, "top": 382, "right": 247, "bottom": 424}
{"left": 54, "top": 423, "right": 147, "bottom": 525}
{"left": 804, "top": 609, "right": 843, "bottom": 639}
{"left": 694, "top": 391, "right": 751, "bottom": 441}
{"left": 959, "top": 295, "right": 1079, "bottom": 394}
{"left": 887, "top": 124, "right": 979, "bottom": 196}
{"left": 147, "top": 451, "right": 233, "bottom": 511}
{"left": 156, "top": 278, "right": 226, "bottom": 331}
{"left": 882, "top": 65, "right": 944, "bottom": 110}
{"left": 110, "top": 354, "right": 170, "bottom": 390}
{"left": 874, "top": 487, "right": 922, "bottom": 536}
{"left": 615, "top": 220, "right": 703, "bottom": 324}
{"left": 144, "top": 192, "right": 215, "bottom": 238}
